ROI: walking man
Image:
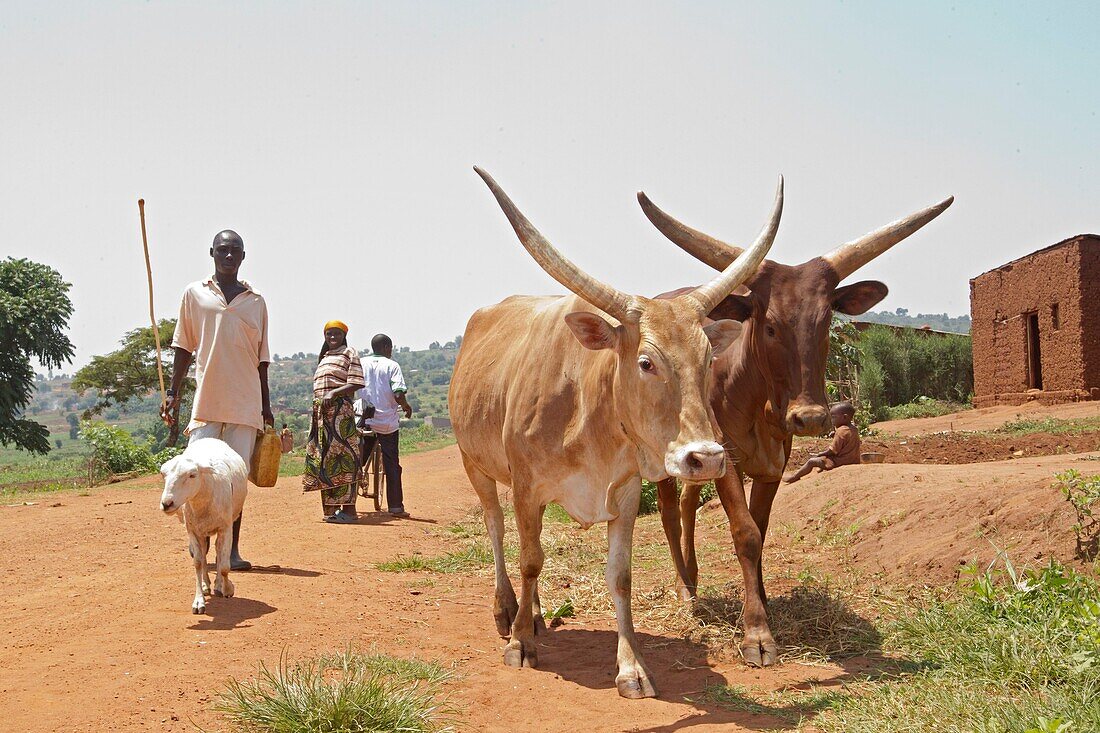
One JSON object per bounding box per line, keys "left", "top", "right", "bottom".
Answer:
{"left": 357, "top": 333, "right": 412, "bottom": 517}
{"left": 163, "top": 229, "right": 273, "bottom": 569}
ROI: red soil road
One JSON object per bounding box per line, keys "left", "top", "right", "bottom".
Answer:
{"left": 0, "top": 446, "right": 856, "bottom": 733}
{"left": 2, "top": 441, "right": 1092, "bottom": 732}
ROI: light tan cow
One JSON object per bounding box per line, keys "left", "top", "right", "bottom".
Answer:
{"left": 449, "top": 167, "right": 782, "bottom": 698}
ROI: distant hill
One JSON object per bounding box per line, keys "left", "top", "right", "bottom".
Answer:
{"left": 23, "top": 340, "right": 462, "bottom": 447}
{"left": 852, "top": 309, "right": 970, "bottom": 334}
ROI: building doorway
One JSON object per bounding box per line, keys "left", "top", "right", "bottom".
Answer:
{"left": 1026, "top": 311, "right": 1042, "bottom": 389}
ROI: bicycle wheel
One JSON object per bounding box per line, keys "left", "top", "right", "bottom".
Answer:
{"left": 371, "top": 444, "right": 384, "bottom": 511}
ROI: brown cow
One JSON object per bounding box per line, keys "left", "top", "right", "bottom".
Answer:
{"left": 449, "top": 168, "right": 782, "bottom": 698}
{"left": 638, "top": 189, "right": 953, "bottom": 667}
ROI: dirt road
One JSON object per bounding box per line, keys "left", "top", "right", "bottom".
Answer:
{"left": 1, "top": 447, "right": 846, "bottom": 733}
{"left": 1, "top": 436, "right": 1091, "bottom": 732}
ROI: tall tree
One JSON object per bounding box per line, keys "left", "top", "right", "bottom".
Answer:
{"left": 0, "top": 258, "right": 75, "bottom": 453}
{"left": 72, "top": 319, "right": 193, "bottom": 446}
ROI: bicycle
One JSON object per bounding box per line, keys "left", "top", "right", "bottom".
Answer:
{"left": 356, "top": 427, "right": 386, "bottom": 511}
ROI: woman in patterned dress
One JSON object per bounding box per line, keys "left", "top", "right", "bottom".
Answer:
{"left": 302, "top": 321, "right": 366, "bottom": 523}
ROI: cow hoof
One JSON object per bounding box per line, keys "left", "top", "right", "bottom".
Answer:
{"left": 503, "top": 641, "right": 536, "bottom": 669}
{"left": 494, "top": 599, "right": 518, "bottom": 638}
{"left": 616, "top": 672, "right": 658, "bottom": 699}
{"left": 741, "top": 639, "right": 778, "bottom": 668}
{"left": 676, "top": 586, "right": 697, "bottom": 605}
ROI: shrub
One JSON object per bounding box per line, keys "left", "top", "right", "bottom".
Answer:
{"left": 1056, "top": 470, "right": 1100, "bottom": 561}
{"left": 79, "top": 421, "right": 158, "bottom": 479}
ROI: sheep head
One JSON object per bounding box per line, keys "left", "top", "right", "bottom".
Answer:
{"left": 159, "top": 454, "right": 215, "bottom": 516}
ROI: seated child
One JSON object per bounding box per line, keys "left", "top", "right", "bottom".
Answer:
{"left": 783, "top": 401, "right": 861, "bottom": 484}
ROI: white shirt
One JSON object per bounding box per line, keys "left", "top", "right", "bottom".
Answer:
{"left": 172, "top": 277, "right": 270, "bottom": 432}
{"left": 355, "top": 355, "right": 407, "bottom": 435}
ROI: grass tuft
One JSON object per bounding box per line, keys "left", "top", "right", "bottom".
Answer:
{"left": 215, "top": 648, "right": 454, "bottom": 733}
{"left": 377, "top": 546, "right": 493, "bottom": 574}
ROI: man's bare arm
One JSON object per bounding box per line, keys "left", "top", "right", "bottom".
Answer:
{"left": 162, "top": 347, "right": 193, "bottom": 425}
{"left": 259, "top": 362, "right": 274, "bottom": 426}
{"left": 395, "top": 392, "right": 413, "bottom": 419}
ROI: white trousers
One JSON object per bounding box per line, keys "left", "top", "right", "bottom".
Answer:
{"left": 188, "top": 422, "right": 257, "bottom": 471}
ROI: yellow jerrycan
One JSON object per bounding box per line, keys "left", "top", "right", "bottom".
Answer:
{"left": 249, "top": 426, "right": 281, "bottom": 487}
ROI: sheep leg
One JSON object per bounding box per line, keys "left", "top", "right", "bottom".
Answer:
{"left": 212, "top": 525, "right": 234, "bottom": 598}
{"left": 189, "top": 534, "right": 207, "bottom": 614}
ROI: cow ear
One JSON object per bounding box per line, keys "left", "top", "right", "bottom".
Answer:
{"left": 703, "top": 319, "right": 742, "bottom": 355}
{"left": 707, "top": 294, "right": 752, "bottom": 322}
{"left": 833, "top": 281, "right": 888, "bottom": 316}
{"left": 564, "top": 311, "right": 619, "bottom": 351}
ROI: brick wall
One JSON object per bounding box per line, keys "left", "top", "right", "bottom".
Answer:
{"left": 971, "top": 237, "right": 1095, "bottom": 404}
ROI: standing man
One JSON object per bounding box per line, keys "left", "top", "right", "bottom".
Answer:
{"left": 357, "top": 333, "right": 412, "bottom": 517}
{"left": 163, "top": 229, "right": 273, "bottom": 570}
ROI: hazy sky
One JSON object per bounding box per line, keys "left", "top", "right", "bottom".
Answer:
{"left": 3, "top": 1, "right": 1096, "bottom": 368}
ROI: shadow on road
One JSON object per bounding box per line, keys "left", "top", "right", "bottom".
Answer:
{"left": 188, "top": 596, "right": 277, "bottom": 631}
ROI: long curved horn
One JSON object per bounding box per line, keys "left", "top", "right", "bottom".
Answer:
{"left": 475, "top": 167, "right": 634, "bottom": 320}
{"left": 678, "top": 176, "right": 783, "bottom": 317}
{"left": 822, "top": 196, "right": 954, "bottom": 281}
{"left": 637, "top": 192, "right": 741, "bottom": 270}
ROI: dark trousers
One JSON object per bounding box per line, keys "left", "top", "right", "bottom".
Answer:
{"left": 360, "top": 430, "right": 404, "bottom": 511}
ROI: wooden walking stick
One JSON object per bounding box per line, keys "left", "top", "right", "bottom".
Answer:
{"left": 138, "top": 199, "right": 168, "bottom": 422}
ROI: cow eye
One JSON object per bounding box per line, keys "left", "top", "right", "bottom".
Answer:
{"left": 638, "top": 356, "right": 655, "bottom": 373}
{"left": 765, "top": 325, "right": 777, "bottom": 338}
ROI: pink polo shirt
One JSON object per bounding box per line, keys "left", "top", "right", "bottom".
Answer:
{"left": 173, "top": 277, "right": 270, "bottom": 433}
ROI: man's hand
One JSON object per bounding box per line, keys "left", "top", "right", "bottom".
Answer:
{"left": 322, "top": 390, "right": 339, "bottom": 406}
{"left": 402, "top": 404, "right": 413, "bottom": 419}
{"left": 161, "top": 394, "right": 181, "bottom": 425}
{"left": 262, "top": 408, "right": 275, "bottom": 427}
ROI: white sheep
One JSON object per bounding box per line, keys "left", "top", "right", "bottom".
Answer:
{"left": 159, "top": 438, "right": 249, "bottom": 614}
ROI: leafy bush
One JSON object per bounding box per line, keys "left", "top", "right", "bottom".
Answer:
{"left": 856, "top": 326, "right": 972, "bottom": 421}
{"left": 1056, "top": 470, "right": 1100, "bottom": 561}
{"left": 881, "top": 397, "right": 967, "bottom": 421}
{"left": 79, "top": 421, "right": 158, "bottom": 479}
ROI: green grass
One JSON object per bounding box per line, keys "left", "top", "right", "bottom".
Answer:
{"left": 215, "top": 647, "right": 454, "bottom": 733}
{"left": 997, "top": 416, "right": 1100, "bottom": 436}
{"left": 880, "top": 398, "right": 969, "bottom": 421}
{"left": 377, "top": 546, "right": 493, "bottom": 574}
{"left": 813, "top": 557, "right": 1100, "bottom": 732}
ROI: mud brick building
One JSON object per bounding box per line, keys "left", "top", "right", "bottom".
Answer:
{"left": 970, "top": 234, "right": 1100, "bottom": 407}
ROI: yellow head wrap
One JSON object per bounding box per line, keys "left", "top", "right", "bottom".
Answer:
{"left": 323, "top": 320, "right": 349, "bottom": 334}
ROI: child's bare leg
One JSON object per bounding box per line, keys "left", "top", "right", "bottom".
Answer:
{"left": 783, "top": 457, "right": 826, "bottom": 484}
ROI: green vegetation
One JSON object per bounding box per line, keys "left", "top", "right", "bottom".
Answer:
{"left": 880, "top": 397, "right": 968, "bottom": 421}
{"left": 0, "top": 258, "right": 75, "bottom": 454}
{"left": 278, "top": 424, "right": 454, "bottom": 477}
{"left": 698, "top": 558, "right": 1100, "bottom": 732}
{"left": 999, "top": 416, "right": 1100, "bottom": 435}
{"left": 1056, "top": 470, "right": 1100, "bottom": 561}
{"left": 639, "top": 479, "right": 716, "bottom": 515}
{"left": 215, "top": 648, "right": 454, "bottom": 733}
{"left": 377, "top": 546, "right": 492, "bottom": 574}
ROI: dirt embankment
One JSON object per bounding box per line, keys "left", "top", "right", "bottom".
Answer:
{"left": 791, "top": 430, "right": 1100, "bottom": 467}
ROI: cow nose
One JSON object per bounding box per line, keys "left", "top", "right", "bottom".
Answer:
{"left": 787, "top": 405, "right": 829, "bottom": 436}
{"left": 161, "top": 501, "right": 173, "bottom": 512}
{"left": 668, "top": 442, "right": 726, "bottom": 480}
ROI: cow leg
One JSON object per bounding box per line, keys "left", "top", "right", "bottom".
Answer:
{"left": 461, "top": 454, "right": 517, "bottom": 637}
{"left": 658, "top": 479, "right": 695, "bottom": 603}
{"left": 748, "top": 479, "right": 780, "bottom": 606}
{"left": 189, "top": 534, "right": 207, "bottom": 614}
{"left": 608, "top": 477, "right": 657, "bottom": 699}
{"left": 212, "top": 524, "right": 234, "bottom": 599}
{"left": 505, "top": 493, "right": 544, "bottom": 668}
{"left": 714, "top": 471, "right": 776, "bottom": 667}
{"left": 679, "top": 482, "right": 702, "bottom": 597}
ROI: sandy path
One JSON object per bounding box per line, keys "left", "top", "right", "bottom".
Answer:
{"left": 1, "top": 446, "right": 848, "bottom": 733}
